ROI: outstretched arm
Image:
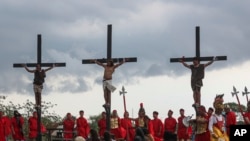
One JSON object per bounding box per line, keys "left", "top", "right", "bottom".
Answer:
{"left": 114, "top": 58, "right": 127, "bottom": 69}
{"left": 179, "top": 57, "right": 190, "bottom": 69}
{"left": 204, "top": 57, "right": 217, "bottom": 68}
{"left": 94, "top": 60, "right": 105, "bottom": 68}
{"left": 44, "top": 64, "right": 55, "bottom": 72}
{"left": 22, "top": 64, "right": 35, "bottom": 73}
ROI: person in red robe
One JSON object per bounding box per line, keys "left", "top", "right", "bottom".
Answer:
{"left": 76, "top": 110, "right": 90, "bottom": 139}
{"left": 4, "top": 116, "right": 12, "bottom": 140}
{"left": 110, "top": 110, "right": 126, "bottom": 140}
{"left": 28, "top": 111, "right": 38, "bottom": 141}
{"left": 164, "top": 110, "right": 177, "bottom": 140}
{"left": 98, "top": 111, "right": 106, "bottom": 139}
{"left": 11, "top": 110, "right": 25, "bottom": 141}
{"left": 0, "top": 110, "right": 6, "bottom": 141}
{"left": 152, "top": 111, "right": 164, "bottom": 140}
{"left": 0, "top": 111, "right": 12, "bottom": 141}
{"left": 224, "top": 104, "right": 236, "bottom": 136}
{"left": 177, "top": 109, "right": 189, "bottom": 141}
{"left": 28, "top": 111, "right": 47, "bottom": 141}
{"left": 63, "top": 112, "right": 75, "bottom": 140}
{"left": 121, "top": 111, "right": 135, "bottom": 141}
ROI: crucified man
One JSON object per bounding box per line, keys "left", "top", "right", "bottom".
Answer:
{"left": 180, "top": 57, "right": 216, "bottom": 106}
{"left": 22, "top": 64, "right": 54, "bottom": 107}
{"left": 94, "top": 59, "right": 127, "bottom": 107}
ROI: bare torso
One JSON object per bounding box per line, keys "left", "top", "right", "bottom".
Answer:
{"left": 103, "top": 66, "right": 115, "bottom": 80}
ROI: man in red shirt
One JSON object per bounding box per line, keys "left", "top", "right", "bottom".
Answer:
{"left": 11, "top": 110, "right": 25, "bottom": 141}
{"left": 0, "top": 111, "right": 12, "bottom": 141}
{"left": 28, "top": 111, "right": 47, "bottom": 141}
{"left": 28, "top": 111, "right": 38, "bottom": 141}
{"left": 224, "top": 104, "right": 236, "bottom": 136}
{"left": 76, "top": 110, "right": 90, "bottom": 139}
{"left": 164, "top": 110, "right": 177, "bottom": 133}
{"left": 177, "top": 109, "right": 189, "bottom": 141}
{"left": 98, "top": 111, "right": 106, "bottom": 139}
{"left": 63, "top": 112, "right": 75, "bottom": 140}
{"left": 152, "top": 111, "right": 164, "bottom": 140}
{"left": 121, "top": 111, "right": 135, "bottom": 141}
{"left": 164, "top": 110, "right": 177, "bottom": 140}
{"left": 0, "top": 110, "right": 6, "bottom": 141}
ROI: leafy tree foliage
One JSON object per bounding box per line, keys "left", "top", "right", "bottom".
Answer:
{"left": 0, "top": 97, "right": 62, "bottom": 139}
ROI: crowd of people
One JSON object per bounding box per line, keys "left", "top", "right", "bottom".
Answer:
{"left": 1, "top": 98, "right": 250, "bottom": 141}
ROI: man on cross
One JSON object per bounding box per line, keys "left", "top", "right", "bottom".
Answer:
{"left": 94, "top": 59, "right": 126, "bottom": 107}
{"left": 22, "top": 64, "right": 55, "bottom": 107}
{"left": 180, "top": 57, "right": 216, "bottom": 106}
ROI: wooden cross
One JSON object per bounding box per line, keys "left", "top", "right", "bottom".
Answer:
{"left": 13, "top": 34, "right": 66, "bottom": 141}
{"left": 170, "top": 26, "right": 227, "bottom": 62}
{"left": 82, "top": 24, "right": 137, "bottom": 131}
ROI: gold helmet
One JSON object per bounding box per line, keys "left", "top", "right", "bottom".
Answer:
{"left": 213, "top": 94, "right": 224, "bottom": 110}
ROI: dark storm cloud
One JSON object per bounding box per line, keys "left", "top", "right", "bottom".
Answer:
{"left": 1, "top": 0, "right": 250, "bottom": 95}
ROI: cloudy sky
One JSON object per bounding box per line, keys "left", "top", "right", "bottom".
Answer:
{"left": 1, "top": 0, "right": 250, "bottom": 120}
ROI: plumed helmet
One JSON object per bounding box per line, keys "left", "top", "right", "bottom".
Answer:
{"left": 138, "top": 103, "right": 145, "bottom": 115}
{"left": 213, "top": 94, "right": 224, "bottom": 110}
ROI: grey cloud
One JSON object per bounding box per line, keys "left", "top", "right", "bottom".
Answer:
{"left": 1, "top": 0, "right": 250, "bottom": 96}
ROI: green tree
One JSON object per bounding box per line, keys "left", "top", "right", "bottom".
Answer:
{"left": 0, "top": 98, "right": 62, "bottom": 140}
{"left": 89, "top": 113, "right": 102, "bottom": 131}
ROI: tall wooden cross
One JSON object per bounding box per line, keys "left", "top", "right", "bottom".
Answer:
{"left": 13, "top": 34, "right": 66, "bottom": 141}
{"left": 82, "top": 24, "right": 137, "bottom": 131}
{"left": 170, "top": 26, "right": 227, "bottom": 115}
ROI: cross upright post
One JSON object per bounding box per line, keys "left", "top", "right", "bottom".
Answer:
{"left": 13, "top": 34, "right": 66, "bottom": 141}
{"left": 82, "top": 24, "right": 137, "bottom": 132}
{"left": 170, "top": 26, "right": 227, "bottom": 62}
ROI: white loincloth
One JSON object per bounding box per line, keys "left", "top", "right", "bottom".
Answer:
{"left": 103, "top": 80, "right": 116, "bottom": 92}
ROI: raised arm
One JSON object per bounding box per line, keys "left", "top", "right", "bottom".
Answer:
{"left": 44, "top": 64, "right": 55, "bottom": 72}
{"left": 179, "top": 57, "right": 190, "bottom": 69}
{"left": 204, "top": 57, "right": 217, "bottom": 68}
{"left": 114, "top": 58, "right": 127, "bottom": 69}
{"left": 94, "top": 60, "right": 105, "bottom": 68}
{"left": 22, "top": 64, "right": 36, "bottom": 73}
